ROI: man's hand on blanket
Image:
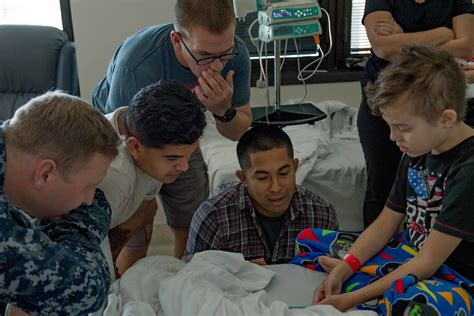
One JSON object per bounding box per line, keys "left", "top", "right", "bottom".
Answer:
{"left": 249, "top": 257, "right": 267, "bottom": 265}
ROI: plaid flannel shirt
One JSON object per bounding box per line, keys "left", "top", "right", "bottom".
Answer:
{"left": 185, "top": 183, "right": 338, "bottom": 264}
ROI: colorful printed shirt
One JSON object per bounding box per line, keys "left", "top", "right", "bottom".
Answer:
{"left": 387, "top": 136, "right": 474, "bottom": 281}
{"left": 0, "top": 128, "right": 112, "bottom": 314}
{"left": 185, "top": 183, "right": 338, "bottom": 264}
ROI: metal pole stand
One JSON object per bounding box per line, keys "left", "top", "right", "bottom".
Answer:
{"left": 252, "top": 39, "right": 327, "bottom": 128}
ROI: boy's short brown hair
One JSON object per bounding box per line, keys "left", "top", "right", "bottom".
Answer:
{"left": 174, "top": 0, "right": 236, "bottom": 35}
{"left": 367, "top": 45, "right": 467, "bottom": 122}
{"left": 3, "top": 91, "right": 119, "bottom": 177}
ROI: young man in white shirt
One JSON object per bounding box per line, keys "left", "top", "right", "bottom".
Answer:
{"left": 98, "top": 80, "right": 207, "bottom": 276}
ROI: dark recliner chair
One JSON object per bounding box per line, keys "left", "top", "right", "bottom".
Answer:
{"left": 0, "top": 25, "right": 80, "bottom": 120}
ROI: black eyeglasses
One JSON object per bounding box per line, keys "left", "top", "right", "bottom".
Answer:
{"left": 178, "top": 33, "right": 238, "bottom": 66}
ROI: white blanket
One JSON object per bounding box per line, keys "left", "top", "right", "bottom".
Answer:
{"left": 100, "top": 251, "right": 376, "bottom": 316}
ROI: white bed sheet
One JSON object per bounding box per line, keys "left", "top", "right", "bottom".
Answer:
{"left": 97, "top": 251, "right": 377, "bottom": 316}
{"left": 301, "top": 138, "right": 366, "bottom": 231}
{"left": 200, "top": 100, "right": 366, "bottom": 232}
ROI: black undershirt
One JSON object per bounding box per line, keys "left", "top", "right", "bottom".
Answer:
{"left": 255, "top": 211, "right": 287, "bottom": 256}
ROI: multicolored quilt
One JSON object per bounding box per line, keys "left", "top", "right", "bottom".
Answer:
{"left": 290, "top": 229, "right": 474, "bottom": 315}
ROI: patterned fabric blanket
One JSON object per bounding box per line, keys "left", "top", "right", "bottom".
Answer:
{"left": 290, "top": 229, "right": 474, "bottom": 316}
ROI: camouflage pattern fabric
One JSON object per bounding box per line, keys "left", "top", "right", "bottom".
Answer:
{"left": 0, "top": 129, "right": 111, "bottom": 315}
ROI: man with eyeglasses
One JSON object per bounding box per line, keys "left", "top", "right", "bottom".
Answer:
{"left": 92, "top": 0, "right": 251, "bottom": 259}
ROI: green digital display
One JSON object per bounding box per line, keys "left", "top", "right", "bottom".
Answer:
{"left": 273, "top": 26, "right": 292, "bottom": 35}
{"left": 270, "top": 22, "right": 321, "bottom": 40}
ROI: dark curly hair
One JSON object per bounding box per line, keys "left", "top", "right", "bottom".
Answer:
{"left": 126, "top": 80, "right": 206, "bottom": 148}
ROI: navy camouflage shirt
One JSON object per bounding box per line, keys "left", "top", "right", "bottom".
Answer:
{"left": 0, "top": 128, "right": 111, "bottom": 315}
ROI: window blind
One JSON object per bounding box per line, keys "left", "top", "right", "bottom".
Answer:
{"left": 350, "top": 0, "right": 370, "bottom": 54}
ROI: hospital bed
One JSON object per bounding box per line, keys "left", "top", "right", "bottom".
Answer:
{"left": 98, "top": 251, "right": 377, "bottom": 316}
{"left": 93, "top": 100, "right": 368, "bottom": 315}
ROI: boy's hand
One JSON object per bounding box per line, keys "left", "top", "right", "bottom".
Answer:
{"left": 312, "top": 256, "right": 344, "bottom": 304}
{"left": 317, "top": 292, "right": 357, "bottom": 312}
{"left": 318, "top": 255, "right": 342, "bottom": 273}
{"left": 312, "top": 273, "right": 342, "bottom": 304}
{"left": 374, "top": 17, "right": 403, "bottom": 36}
{"left": 195, "top": 70, "right": 234, "bottom": 117}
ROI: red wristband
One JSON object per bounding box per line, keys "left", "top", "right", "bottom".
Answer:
{"left": 343, "top": 253, "right": 361, "bottom": 272}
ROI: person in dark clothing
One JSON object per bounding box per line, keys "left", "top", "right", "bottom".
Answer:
{"left": 358, "top": 0, "right": 473, "bottom": 227}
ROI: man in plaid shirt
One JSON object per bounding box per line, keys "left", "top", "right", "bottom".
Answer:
{"left": 185, "top": 125, "right": 338, "bottom": 264}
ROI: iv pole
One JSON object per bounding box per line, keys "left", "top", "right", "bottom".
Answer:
{"left": 233, "top": 0, "right": 328, "bottom": 127}
{"left": 252, "top": 38, "right": 327, "bottom": 127}
{"left": 274, "top": 40, "right": 282, "bottom": 109}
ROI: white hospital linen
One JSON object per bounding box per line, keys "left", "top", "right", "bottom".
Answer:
{"left": 159, "top": 251, "right": 376, "bottom": 316}
{"left": 99, "top": 251, "right": 377, "bottom": 316}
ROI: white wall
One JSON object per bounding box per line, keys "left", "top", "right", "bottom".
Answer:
{"left": 71, "top": 0, "right": 361, "bottom": 107}
{"left": 251, "top": 82, "right": 361, "bottom": 108}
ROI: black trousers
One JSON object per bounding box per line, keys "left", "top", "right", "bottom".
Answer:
{"left": 357, "top": 96, "right": 402, "bottom": 227}
{"left": 357, "top": 96, "right": 474, "bottom": 228}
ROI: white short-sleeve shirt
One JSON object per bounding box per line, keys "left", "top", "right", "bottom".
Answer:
{"left": 98, "top": 107, "right": 162, "bottom": 229}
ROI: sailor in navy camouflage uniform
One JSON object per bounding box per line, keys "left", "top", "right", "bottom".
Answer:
{"left": 0, "top": 91, "right": 119, "bottom": 315}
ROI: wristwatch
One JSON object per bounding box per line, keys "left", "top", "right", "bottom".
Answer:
{"left": 213, "top": 103, "right": 237, "bottom": 123}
